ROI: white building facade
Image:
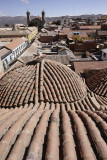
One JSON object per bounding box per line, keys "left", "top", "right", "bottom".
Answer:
{"left": 101, "top": 49, "right": 107, "bottom": 61}
{"left": 2, "top": 39, "right": 28, "bottom": 70}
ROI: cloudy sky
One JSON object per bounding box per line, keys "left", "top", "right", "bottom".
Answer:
{"left": 0, "top": 0, "right": 107, "bottom": 17}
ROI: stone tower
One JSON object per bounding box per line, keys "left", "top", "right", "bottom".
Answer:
{"left": 26, "top": 10, "right": 31, "bottom": 26}
{"left": 42, "top": 9, "right": 45, "bottom": 26}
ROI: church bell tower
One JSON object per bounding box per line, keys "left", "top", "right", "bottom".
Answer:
{"left": 42, "top": 10, "right": 45, "bottom": 26}
{"left": 26, "top": 10, "right": 31, "bottom": 26}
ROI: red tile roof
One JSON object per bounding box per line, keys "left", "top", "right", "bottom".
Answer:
{"left": 86, "top": 69, "right": 107, "bottom": 98}
{"left": 0, "top": 59, "right": 107, "bottom": 159}
{"left": 0, "top": 60, "right": 87, "bottom": 107}
{"left": 73, "top": 61, "right": 107, "bottom": 74}
{"left": 5, "top": 38, "right": 25, "bottom": 50}
{"left": 0, "top": 106, "right": 106, "bottom": 160}
{"left": 61, "top": 28, "right": 93, "bottom": 35}
{"left": 79, "top": 25, "right": 101, "bottom": 30}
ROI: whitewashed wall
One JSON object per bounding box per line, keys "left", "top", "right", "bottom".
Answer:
{"left": 2, "top": 41, "right": 28, "bottom": 70}
{"left": 101, "top": 52, "right": 107, "bottom": 61}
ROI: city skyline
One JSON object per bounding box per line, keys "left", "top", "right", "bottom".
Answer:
{"left": 0, "top": 0, "right": 107, "bottom": 17}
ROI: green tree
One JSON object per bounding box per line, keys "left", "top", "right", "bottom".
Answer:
{"left": 5, "top": 24, "right": 10, "bottom": 27}
{"left": 52, "top": 20, "right": 61, "bottom": 25}
{"left": 56, "top": 20, "right": 61, "bottom": 25}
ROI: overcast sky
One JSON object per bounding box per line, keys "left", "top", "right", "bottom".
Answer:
{"left": 0, "top": 0, "right": 107, "bottom": 17}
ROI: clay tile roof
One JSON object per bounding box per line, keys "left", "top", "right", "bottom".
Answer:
{"left": 0, "top": 60, "right": 87, "bottom": 108}
{"left": 80, "top": 25, "right": 101, "bottom": 30}
{"left": 0, "top": 48, "right": 11, "bottom": 59}
{"left": 0, "top": 106, "right": 106, "bottom": 160}
{"left": 79, "top": 26, "right": 90, "bottom": 30}
{"left": 5, "top": 38, "right": 25, "bottom": 50}
{"left": 98, "top": 31, "right": 107, "bottom": 36}
{"left": 86, "top": 69, "right": 107, "bottom": 98}
{"left": 73, "top": 61, "right": 107, "bottom": 74}
{"left": 0, "top": 59, "right": 107, "bottom": 159}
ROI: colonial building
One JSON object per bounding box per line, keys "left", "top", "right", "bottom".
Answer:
{"left": 0, "top": 26, "right": 38, "bottom": 43}
{"left": 0, "top": 38, "right": 28, "bottom": 71}
{"left": 26, "top": 10, "right": 45, "bottom": 30}
{"left": 61, "top": 16, "right": 73, "bottom": 25}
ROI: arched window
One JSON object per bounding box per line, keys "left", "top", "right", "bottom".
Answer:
{"left": 10, "top": 55, "right": 13, "bottom": 61}
{"left": 5, "top": 59, "right": 8, "bottom": 64}
{"left": 3, "top": 61, "right": 7, "bottom": 69}
{"left": 64, "top": 20, "right": 66, "bottom": 24}
{"left": 103, "top": 52, "right": 106, "bottom": 57}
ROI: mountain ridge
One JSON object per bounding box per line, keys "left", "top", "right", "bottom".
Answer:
{"left": 0, "top": 14, "right": 105, "bottom": 26}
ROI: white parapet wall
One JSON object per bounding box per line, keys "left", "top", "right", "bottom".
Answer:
{"left": 0, "top": 59, "right": 4, "bottom": 76}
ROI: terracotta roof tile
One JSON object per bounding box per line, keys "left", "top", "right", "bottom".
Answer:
{"left": 0, "top": 60, "right": 87, "bottom": 107}
{"left": 77, "top": 111, "right": 107, "bottom": 159}
{"left": 0, "top": 59, "right": 107, "bottom": 159}
{"left": 86, "top": 69, "right": 107, "bottom": 98}
{"left": 5, "top": 38, "right": 25, "bottom": 51}
{"left": 73, "top": 61, "right": 107, "bottom": 74}
{"left": 0, "top": 106, "right": 106, "bottom": 160}
{"left": 0, "top": 60, "right": 106, "bottom": 110}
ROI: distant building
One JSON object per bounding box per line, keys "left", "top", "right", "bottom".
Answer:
{"left": 96, "top": 18, "right": 106, "bottom": 25}
{"left": 26, "top": 10, "right": 45, "bottom": 30}
{"left": 73, "top": 61, "right": 107, "bottom": 74}
{"left": 61, "top": 16, "right": 72, "bottom": 25}
{"left": 0, "top": 26, "right": 38, "bottom": 43}
{"left": 79, "top": 26, "right": 101, "bottom": 30}
{"left": 61, "top": 28, "right": 94, "bottom": 42}
{"left": 101, "top": 23, "right": 107, "bottom": 30}
{"left": 39, "top": 32, "right": 58, "bottom": 43}
{"left": 58, "top": 33, "right": 67, "bottom": 40}
{"left": 69, "top": 41, "right": 97, "bottom": 52}
{"left": 95, "top": 23, "right": 107, "bottom": 41}
{"left": 70, "top": 31, "right": 89, "bottom": 42}
{"left": 58, "top": 47, "right": 76, "bottom": 59}
{"left": 44, "top": 25, "right": 58, "bottom": 31}
{"left": 96, "top": 31, "right": 107, "bottom": 41}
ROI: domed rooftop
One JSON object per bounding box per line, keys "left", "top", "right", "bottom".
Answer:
{"left": 0, "top": 60, "right": 107, "bottom": 160}
{"left": 86, "top": 69, "right": 107, "bottom": 98}
{"left": 0, "top": 60, "right": 87, "bottom": 108}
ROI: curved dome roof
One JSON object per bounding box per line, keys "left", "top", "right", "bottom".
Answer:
{"left": 0, "top": 60, "right": 87, "bottom": 107}
{"left": 86, "top": 69, "right": 107, "bottom": 97}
